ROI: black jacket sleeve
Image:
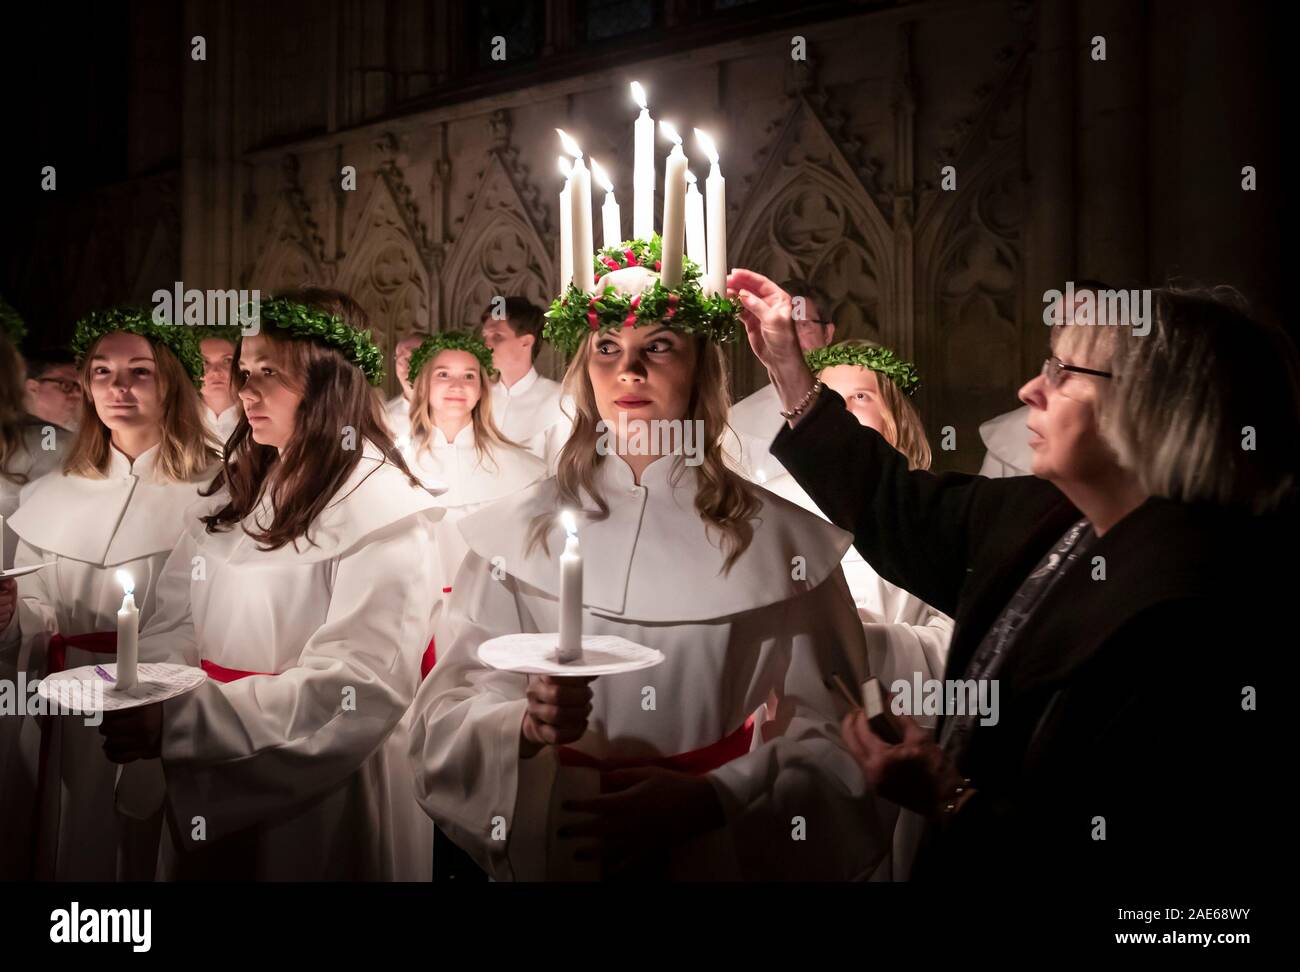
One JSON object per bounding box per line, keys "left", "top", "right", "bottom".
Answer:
{"left": 770, "top": 385, "right": 1061, "bottom": 618}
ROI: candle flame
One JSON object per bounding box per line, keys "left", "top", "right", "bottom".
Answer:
{"left": 630, "top": 80, "right": 648, "bottom": 111}
{"left": 659, "top": 120, "right": 683, "bottom": 145}
{"left": 558, "top": 156, "right": 572, "bottom": 178}
{"left": 590, "top": 158, "right": 614, "bottom": 193}
{"left": 116, "top": 569, "right": 135, "bottom": 597}
{"left": 694, "top": 128, "right": 719, "bottom": 165}
{"left": 560, "top": 509, "right": 578, "bottom": 537}
{"left": 556, "top": 128, "right": 583, "bottom": 159}
{"left": 685, "top": 170, "right": 698, "bottom": 186}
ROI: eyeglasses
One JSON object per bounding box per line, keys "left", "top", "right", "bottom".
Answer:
{"left": 1041, "top": 356, "right": 1112, "bottom": 390}
{"left": 34, "top": 377, "right": 80, "bottom": 395}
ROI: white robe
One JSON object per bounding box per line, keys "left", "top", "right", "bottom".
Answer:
{"left": 726, "top": 382, "right": 788, "bottom": 483}
{"left": 0, "top": 444, "right": 216, "bottom": 880}
{"left": 978, "top": 405, "right": 1033, "bottom": 478}
{"left": 1, "top": 419, "right": 68, "bottom": 570}
{"left": 383, "top": 394, "right": 411, "bottom": 442}
{"left": 758, "top": 470, "right": 954, "bottom": 881}
{"left": 201, "top": 403, "right": 241, "bottom": 450}
{"left": 124, "top": 443, "right": 444, "bottom": 880}
{"left": 404, "top": 425, "right": 547, "bottom": 594}
{"left": 407, "top": 454, "right": 889, "bottom": 881}
{"left": 488, "top": 368, "right": 573, "bottom": 470}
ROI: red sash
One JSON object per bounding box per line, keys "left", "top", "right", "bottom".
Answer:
{"left": 200, "top": 659, "right": 274, "bottom": 683}
{"left": 47, "top": 630, "right": 117, "bottom": 676}
{"left": 420, "top": 586, "right": 453, "bottom": 679}
{"left": 558, "top": 714, "right": 756, "bottom": 776}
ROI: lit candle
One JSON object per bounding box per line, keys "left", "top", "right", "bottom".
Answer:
{"left": 591, "top": 158, "right": 621, "bottom": 250}
{"left": 557, "top": 510, "right": 583, "bottom": 664}
{"left": 695, "top": 128, "right": 727, "bottom": 296}
{"left": 658, "top": 121, "right": 688, "bottom": 289}
{"left": 557, "top": 156, "right": 573, "bottom": 289}
{"left": 115, "top": 569, "right": 139, "bottom": 691}
{"left": 631, "top": 81, "right": 655, "bottom": 241}
{"left": 558, "top": 129, "right": 594, "bottom": 292}
{"left": 685, "top": 170, "right": 706, "bottom": 279}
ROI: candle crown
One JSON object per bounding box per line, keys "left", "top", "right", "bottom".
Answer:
{"left": 544, "top": 234, "right": 740, "bottom": 357}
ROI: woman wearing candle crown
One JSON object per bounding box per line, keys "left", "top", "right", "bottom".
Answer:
{"left": 407, "top": 238, "right": 886, "bottom": 880}
{"left": 755, "top": 338, "right": 954, "bottom": 880}
{"left": 0, "top": 308, "right": 217, "bottom": 880}
{"left": 402, "top": 330, "right": 546, "bottom": 603}
{"left": 100, "top": 290, "right": 446, "bottom": 880}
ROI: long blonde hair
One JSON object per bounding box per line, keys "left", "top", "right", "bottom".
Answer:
{"left": 874, "top": 375, "right": 932, "bottom": 471}
{"left": 813, "top": 339, "right": 932, "bottom": 471}
{"left": 64, "top": 332, "right": 217, "bottom": 482}
{"left": 1, "top": 335, "right": 29, "bottom": 484}
{"left": 529, "top": 334, "right": 760, "bottom": 573}
{"left": 408, "top": 352, "right": 515, "bottom": 471}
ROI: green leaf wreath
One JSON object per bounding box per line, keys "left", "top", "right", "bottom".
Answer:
{"left": 70, "top": 307, "right": 206, "bottom": 386}
{"left": 248, "top": 296, "right": 386, "bottom": 387}
{"left": 407, "top": 330, "right": 498, "bottom": 384}
{"left": 804, "top": 341, "right": 921, "bottom": 397}
{"left": 544, "top": 234, "right": 741, "bottom": 357}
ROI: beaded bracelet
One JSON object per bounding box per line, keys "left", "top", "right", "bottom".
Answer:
{"left": 779, "top": 378, "right": 824, "bottom": 420}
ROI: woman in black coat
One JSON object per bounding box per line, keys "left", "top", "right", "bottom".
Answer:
{"left": 727, "top": 271, "right": 1295, "bottom": 884}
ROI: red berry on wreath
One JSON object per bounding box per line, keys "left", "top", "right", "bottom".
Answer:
{"left": 654, "top": 260, "right": 662, "bottom": 271}
{"left": 587, "top": 311, "right": 599, "bottom": 329}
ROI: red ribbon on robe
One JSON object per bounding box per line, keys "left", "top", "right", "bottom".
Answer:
{"left": 200, "top": 659, "right": 274, "bottom": 682}
{"left": 47, "top": 630, "right": 117, "bottom": 675}
{"left": 420, "top": 586, "right": 453, "bottom": 679}
{"left": 557, "top": 714, "right": 756, "bottom": 776}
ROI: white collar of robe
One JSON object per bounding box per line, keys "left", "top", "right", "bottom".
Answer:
{"left": 458, "top": 452, "right": 853, "bottom": 623}
{"left": 8, "top": 444, "right": 214, "bottom": 567}
{"left": 406, "top": 432, "right": 545, "bottom": 510}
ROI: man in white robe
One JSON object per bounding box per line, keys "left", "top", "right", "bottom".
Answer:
{"left": 481, "top": 298, "right": 572, "bottom": 469}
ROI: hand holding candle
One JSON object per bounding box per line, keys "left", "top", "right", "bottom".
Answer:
{"left": 115, "top": 569, "right": 139, "bottom": 691}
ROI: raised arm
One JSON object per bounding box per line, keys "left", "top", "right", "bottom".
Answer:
{"left": 728, "top": 268, "right": 1061, "bottom": 616}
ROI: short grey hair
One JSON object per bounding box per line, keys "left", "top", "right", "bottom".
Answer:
{"left": 1100, "top": 287, "right": 1300, "bottom": 513}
